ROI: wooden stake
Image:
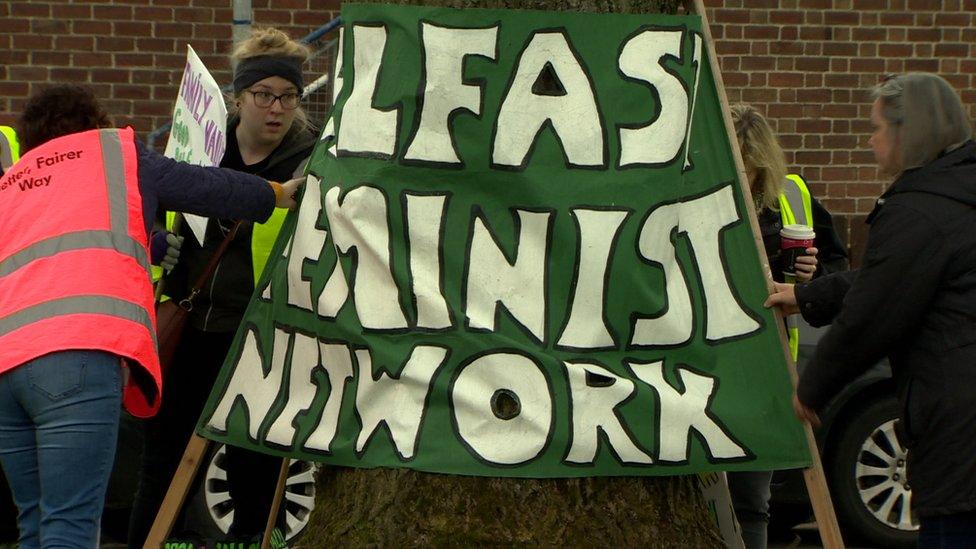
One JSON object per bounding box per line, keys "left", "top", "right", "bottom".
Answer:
{"left": 685, "top": 1, "right": 845, "bottom": 547}
{"left": 261, "top": 458, "right": 292, "bottom": 549}
{"left": 144, "top": 434, "right": 212, "bottom": 549}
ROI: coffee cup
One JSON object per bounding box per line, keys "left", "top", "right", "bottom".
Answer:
{"left": 780, "top": 224, "right": 816, "bottom": 280}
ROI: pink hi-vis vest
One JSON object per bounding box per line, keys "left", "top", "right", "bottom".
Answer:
{"left": 0, "top": 128, "right": 162, "bottom": 417}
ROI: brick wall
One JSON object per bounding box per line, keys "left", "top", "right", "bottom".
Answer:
{"left": 0, "top": 0, "right": 341, "bottom": 135}
{"left": 706, "top": 0, "right": 976, "bottom": 261}
{"left": 3, "top": 0, "right": 975, "bottom": 260}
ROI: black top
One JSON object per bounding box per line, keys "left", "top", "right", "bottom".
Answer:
{"left": 163, "top": 117, "right": 316, "bottom": 332}
{"left": 756, "top": 195, "right": 848, "bottom": 283}
{"left": 796, "top": 141, "right": 976, "bottom": 516}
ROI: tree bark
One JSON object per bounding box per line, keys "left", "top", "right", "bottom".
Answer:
{"left": 303, "top": 0, "right": 722, "bottom": 546}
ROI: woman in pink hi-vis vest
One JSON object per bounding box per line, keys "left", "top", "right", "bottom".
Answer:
{"left": 0, "top": 85, "right": 303, "bottom": 549}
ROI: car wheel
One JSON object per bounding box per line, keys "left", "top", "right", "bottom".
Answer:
{"left": 183, "top": 444, "right": 318, "bottom": 543}
{"left": 827, "top": 396, "right": 917, "bottom": 548}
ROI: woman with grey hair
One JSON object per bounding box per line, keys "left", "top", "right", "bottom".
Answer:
{"left": 766, "top": 72, "right": 976, "bottom": 546}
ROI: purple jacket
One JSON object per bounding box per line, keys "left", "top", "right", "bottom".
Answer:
{"left": 135, "top": 140, "right": 275, "bottom": 236}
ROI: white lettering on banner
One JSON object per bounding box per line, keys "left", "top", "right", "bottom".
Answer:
{"left": 631, "top": 185, "right": 758, "bottom": 346}
{"left": 492, "top": 31, "right": 605, "bottom": 169}
{"left": 265, "top": 333, "right": 321, "bottom": 447}
{"left": 207, "top": 327, "right": 287, "bottom": 440}
{"left": 337, "top": 25, "right": 400, "bottom": 158}
{"left": 208, "top": 330, "right": 746, "bottom": 465}
{"left": 405, "top": 193, "right": 452, "bottom": 329}
{"left": 303, "top": 342, "right": 355, "bottom": 453}
{"left": 557, "top": 209, "right": 629, "bottom": 350}
{"left": 465, "top": 209, "right": 552, "bottom": 343}
{"left": 282, "top": 174, "right": 329, "bottom": 312}
{"left": 404, "top": 24, "right": 498, "bottom": 165}
{"left": 328, "top": 25, "right": 695, "bottom": 169}
{"left": 564, "top": 362, "right": 653, "bottom": 464}
{"left": 617, "top": 29, "right": 688, "bottom": 167}
{"left": 355, "top": 345, "right": 449, "bottom": 459}
{"left": 324, "top": 185, "right": 407, "bottom": 329}
{"left": 628, "top": 360, "right": 747, "bottom": 462}
{"left": 452, "top": 352, "right": 553, "bottom": 465}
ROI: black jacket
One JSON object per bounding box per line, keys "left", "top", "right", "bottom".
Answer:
{"left": 756, "top": 195, "right": 848, "bottom": 283}
{"left": 164, "top": 117, "right": 316, "bottom": 332}
{"left": 796, "top": 141, "right": 976, "bottom": 517}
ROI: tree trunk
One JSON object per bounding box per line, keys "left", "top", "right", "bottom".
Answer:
{"left": 303, "top": 0, "right": 721, "bottom": 546}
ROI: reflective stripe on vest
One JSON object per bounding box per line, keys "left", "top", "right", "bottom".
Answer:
{"left": 164, "top": 205, "right": 287, "bottom": 287}
{"left": 0, "top": 126, "right": 19, "bottom": 172}
{"left": 0, "top": 127, "right": 161, "bottom": 417}
{"left": 779, "top": 173, "right": 813, "bottom": 361}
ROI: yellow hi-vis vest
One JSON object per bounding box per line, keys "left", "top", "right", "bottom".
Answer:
{"left": 0, "top": 126, "right": 20, "bottom": 172}
{"left": 778, "top": 174, "right": 813, "bottom": 361}
{"left": 157, "top": 207, "right": 288, "bottom": 286}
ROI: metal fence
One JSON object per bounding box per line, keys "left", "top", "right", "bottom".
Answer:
{"left": 146, "top": 17, "right": 341, "bottom": 149}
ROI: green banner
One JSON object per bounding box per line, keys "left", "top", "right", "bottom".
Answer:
{"left": 198, "top": 3, "right": 811, "bottom": 477}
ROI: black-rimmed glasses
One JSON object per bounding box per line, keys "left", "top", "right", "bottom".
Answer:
{"left": 246, "top": 89, "right": 301, "bottom": 110}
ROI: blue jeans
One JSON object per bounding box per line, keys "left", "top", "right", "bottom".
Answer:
{"left": 918, "top": 511, "right": 976, "bottom": 548}
{"left": 0, "top": 350, "right": 122, "bottom": 549}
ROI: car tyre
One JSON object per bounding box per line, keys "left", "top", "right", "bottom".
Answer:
{"left": 827, "top": 396, "right": 917, "bottom": 548}
{"left": 182, "top": 444, "right": 317, "bottom": 544}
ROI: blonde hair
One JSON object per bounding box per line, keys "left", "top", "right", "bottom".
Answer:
{"left": 229, "top": 27, "right": 312, "bottom": 128}
{"left": 871, "top": 73, "right": 973, "bottom": 174}
{"left": 730, "top": 104, "right": 787, "bottom": 212}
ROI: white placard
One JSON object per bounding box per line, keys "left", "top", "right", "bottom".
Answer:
{"left": 164, "top": 45, "right": 228, "bottom": 245}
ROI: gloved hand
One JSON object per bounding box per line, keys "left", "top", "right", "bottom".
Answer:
{"left": 160, "top": 233, "right": 184, "bottom": 272}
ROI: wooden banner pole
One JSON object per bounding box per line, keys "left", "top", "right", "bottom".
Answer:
{"left": 144, "top": 434, "right": 212, "bottom": 549}
{"left": 261, "top": 458, "right": 292, "bottom": 549}
{"left": 685, "top": 1, "right": 845, "bottom": 547}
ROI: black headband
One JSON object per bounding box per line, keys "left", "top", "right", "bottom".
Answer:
{"left": 233, "top": 55, "right": 304, "bottom": 94}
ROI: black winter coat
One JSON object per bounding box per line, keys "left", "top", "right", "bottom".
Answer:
{"left": 164, "top": 117, "right": 316, "bottom": 332}
{"left": 796, "top": 141, "right": 976, "bottom": 517}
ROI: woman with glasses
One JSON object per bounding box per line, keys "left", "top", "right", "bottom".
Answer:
{"left": 128, "top": 27, "right": 317, "bottom": 547}
{"left": 768, "top": 73, "right": 976, "bottom": 547}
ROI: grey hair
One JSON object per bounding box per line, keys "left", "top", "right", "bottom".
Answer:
{"left": 871, "top": 73, "right": 973, "bottom": 171}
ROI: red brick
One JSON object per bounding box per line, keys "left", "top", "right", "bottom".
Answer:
{"left": 908, "top": 28, "right": 940, "bottom": 41}
{"left": 12, "top": 2, "right": 51, "bottom": 17}
{"left": 879, "top": 44, "right": 912, "bottom": 57}
{"left": 824, "top": 11, "right": 859, "bottom": 25}
{"left": 905, "top": 58, "right": 940, "bottom": 72}
{"left": 880, "top": 12, "right": 913, "bottom": 25}
{"left": 73, "top": 20, "right": 112, "bottom": 35}
{"left": 58, "top": 4, "right": 93, "bottom": 18}
{"left": 113, "top": 21, "right": 153, "bottom": 36}
{"left": 907, "top": 0, "right": 942, "bottom": 8}
{"left": 13, "top": 35, "right": 53, "bottom": 50}
{"left": 0, "top": 18, "right": 30, "bottom": 33}
{"left": 770, "top": 10, "right": 802, "bottom": 24}
{"left": 97, "top": 37, "right": 135, "bottom": 52}
{"left": 134, "top": 6, "right": 175, "bottom": 21}
{"left": 851, "top": 27, "right": 885, "bottom": 41}
{"left": 174, "top": 7, "right": 217, "bottom": 23}
{"left": 56, "top": 36, "right": 94, "bottom": 51}
{"left": 935, "top": 43, "right": 970, "bottom": 57}
{"left": 49, "top": 68, "right": 91, "bottom": 83}
{"left": 93, "top": 5, "right": 133, "bottom": 19}
{"left": 935, "top": 12, "right": 972, "bottom": 26}
{"left": 822, "top": 42, "right": 857, "bottom": 56}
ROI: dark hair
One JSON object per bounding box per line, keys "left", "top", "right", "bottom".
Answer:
{"left": 18, "top": 85, "right": 110, "bottom": 153}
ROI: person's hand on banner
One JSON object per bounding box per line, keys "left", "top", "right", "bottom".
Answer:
{"left": 793, "top": 392, "right": 821, "bottom": 428}
{"left": 161, "top": 233, "right": 184, "bottom": 272}
{"left": 764, "top": 281, "right": 799, "bottom": 315}
{"left": 793, "top": 246, "right": 819, "bottom": 283}
{"left": 273, "top": 177, "right": 306, "bottom": 210}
